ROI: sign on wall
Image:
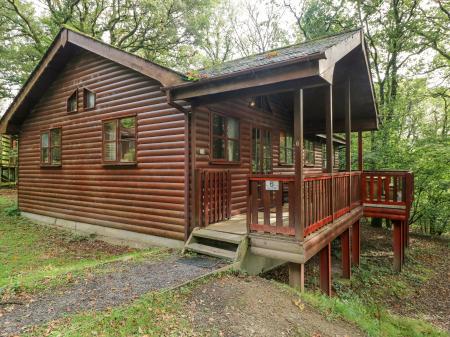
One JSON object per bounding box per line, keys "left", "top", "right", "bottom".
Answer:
{"left": 265, "top": 180, "right": 279, "bottom": 191}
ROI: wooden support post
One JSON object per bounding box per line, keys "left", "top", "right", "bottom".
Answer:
{"left": 340, "top": 228, "right": 351, "bottom": 279}
{"left": 351, "top": 220, "right": 360, "bottom": 267}
{"left": 358, "top": 131, "right": 363, "bottom": 171}
{"left": 319, "top": 243, "right": 332, "bottom": 296}
{"left": 325, "top": 85, "right": 334, "bottom": 222}
{"left": 289, "top": 262, "right": 305, "bottom": 292}
{"left": 393, "top": 220, "right": 402, "bottom": 272}
{"left": 345, "top": 78, "right": 352, "bottom": 209}
{"left": 293, "top": 89, "right": 304, "bottom": 240}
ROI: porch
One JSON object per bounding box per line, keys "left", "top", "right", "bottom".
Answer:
{"left": 190, "top": 168, "right": 413, "bottom": 293}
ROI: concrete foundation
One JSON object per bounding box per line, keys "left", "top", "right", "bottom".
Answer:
{"left": 21, "top": 211, "right": 184, "bottom": 249}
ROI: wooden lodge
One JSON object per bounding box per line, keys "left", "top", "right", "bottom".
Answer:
{"left": 0, "top": 28, "right": 414, "bottom": 294}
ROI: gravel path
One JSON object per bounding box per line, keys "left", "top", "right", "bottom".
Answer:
{"left": 0, "top": 255, "right": 225, "bottom": 336}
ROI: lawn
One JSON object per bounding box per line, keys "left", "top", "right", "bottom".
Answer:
{"left": 0, "top": 190, "right": 167, "bottom": 298}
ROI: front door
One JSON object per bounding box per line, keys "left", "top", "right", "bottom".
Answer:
{"left": 252, "top": 127, "right": 273, "bottom": 174}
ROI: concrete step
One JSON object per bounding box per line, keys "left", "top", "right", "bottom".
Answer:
{"left": 192, "top": 229, "right": 244, "bottom": 244}
{"left": 185, "top": 242, "right": 236, "bottom": 260}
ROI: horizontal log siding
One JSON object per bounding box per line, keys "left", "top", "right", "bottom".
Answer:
{"left": 18, "top": 51, "right": 186, "bottom": 241}
{"left": 193, "top": 98, "right": 326, "bottom": 217}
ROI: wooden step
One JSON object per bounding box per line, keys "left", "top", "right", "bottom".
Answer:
{"left": 186, "top": 242, "right": 236, "bottom": 260}
{"left": 192, "top": 229, "right": 244, "bottom": 244}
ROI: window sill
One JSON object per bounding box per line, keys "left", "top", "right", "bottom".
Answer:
{"left": 278, "top": 163, "right": 294, "bottom": 167}
{"left": 209, "top": 160, "right": 241, "bottom": 166}
{"left": 40, "top": 164, "right": 62, "bottom": 168}
{"left": 102, "top": 162, "right": 137, "bottom": 167}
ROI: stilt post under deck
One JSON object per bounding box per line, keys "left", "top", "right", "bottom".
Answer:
{"left": 351, "top": 220, "right": 360, "bottom": 267}
{"left": 289, "top": 263, "right": 305, "bottom": 292}
{"left": 340, "top": 228, "right": 351, "bottom": 279}
{"left": 393, "top": 220, "right": 403, "bottom": 272}
{"left": 319, "top": 243, "right": 332, "bottom": 296}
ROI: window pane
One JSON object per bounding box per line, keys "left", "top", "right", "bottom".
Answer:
{"left": 227, "top": 117, "right": 239, "bottom": 139}
{"left": 104, "top": 142, "right": 116, "bottom": 161}
{"left": 212, "top": 137, "right": 225, "bottom": 159}
{"left": 280, "top": 147, "right": 286, "bottom": 163}
{"left": 227, "top": 140, "right": 240, "bottom": 161}
{"left": 68, "top": 91, "right": 77, "bottom": 112}
{"left": 120, "top": 140, "right": 136, "bottom": 162}
{"left": 104, "top": 121, "right": 116, "bottom": 141}
{"left": 212, "top": 114, "right": 225, "bottom": 136}
{"left": 51, "top": 128, "right": 61, "bottom": 146}
{"left": 286, "top": 149, "right": 293, "bottom": 165}
{"left": 41, "top": 132, "right": 49, "bottom": 148}
{"left": 286, "top": 134, "right": 293, "bottom": 148}
{"left": 51, "top": 147, "right": 61, "bottom": 165}
{"left": 85, "top": 90, "right": 95, "bottom": 109}
{"left": 41, "top": 148, "right": 49, "bottom": 163}
{"left": 120, "top": 117, "right": 136, "bottom": 143}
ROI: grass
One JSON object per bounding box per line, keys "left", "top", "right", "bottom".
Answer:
{"left": 24, "top": 289, "right": 196, "bottom": 337}
{"left": 0, "top": 194, "right": 169, "bottom": 297}
{"left": 277, "top": 282, "right": 448, "bottom": 337}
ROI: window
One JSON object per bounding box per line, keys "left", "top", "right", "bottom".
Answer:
{"left": 279, "top": 130, "right": 293, "bottom": 165}
{"left": 83, "top": 88, "right": 96, "bottom": 109}
{"left": 211, "top": 113, "right": 240, "bottom": 162}
{"left": 41, "top": 128, "right": 61, "bottom": 165}
{"left": 67, "top": 90, "right": 77, "bottom": 112}
{"left": 304, "top": 139, "right": 315, "bottom": 166}
{"left": 103, "top": 116, "right": 136, "bottom": 164}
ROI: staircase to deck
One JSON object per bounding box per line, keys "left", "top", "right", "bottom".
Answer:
{"left": 183, "top": 227, "right": 247, "bottom": 262}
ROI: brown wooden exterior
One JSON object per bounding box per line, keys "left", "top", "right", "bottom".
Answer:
{"left": 18, "top": 50, "right": 188, "bottom": 241}
{"left": 2, "top": 27, "right": 414, "bottom": 282}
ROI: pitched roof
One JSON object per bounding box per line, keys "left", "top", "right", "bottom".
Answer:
{"left": 0, "top": 27, "right": 185, "bottom": 133}
{"left": 197, "top": 29, "right": 360, "bottom": 80}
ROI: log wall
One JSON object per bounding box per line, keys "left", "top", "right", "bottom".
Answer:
{"left": 18, "top": 50, "right": 187, "bottom": 241}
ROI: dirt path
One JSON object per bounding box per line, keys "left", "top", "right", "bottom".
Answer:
{"left": 185, "top": 275, "right": 365, "bottom": 337}
{"left": 0, "top": 255, "right": 224, "bottom": 337}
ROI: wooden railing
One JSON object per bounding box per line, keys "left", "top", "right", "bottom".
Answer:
{"left": 247, "top": 172, "right": 362, "bottom": 238}
{"left": 247, "top": 175, "right": 296, "bottom": 235}
{"left": 361, "top": 171, "right": 414, "bottom": 221}
{"left": 197, "top": 169, "right": 232, "bottom": 227}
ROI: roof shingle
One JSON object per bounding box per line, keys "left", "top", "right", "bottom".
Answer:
{"left": 198, "top": 29, "right": 360, "bottom": 79}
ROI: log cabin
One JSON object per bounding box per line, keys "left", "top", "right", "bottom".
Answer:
{"left": 0, "top": 27, "right": 414, "bottom": 293}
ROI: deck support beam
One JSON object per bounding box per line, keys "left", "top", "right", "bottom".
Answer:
{"left": 293, "top": 89, "right": 304, "bottom": 240}
{"left": 351, "top": 220, "right": 360, "bottom": 267}
{"left": 319, "top": 243, "right": 332, "bottom": 296}
{"left": 289, "top": 262, "right": 305, "bottom": 292}
{"left": 340, "top": 228, "right": 351, "bottom": 278}
{"left": 393, "top": 220, "right": 403, "bottom": 272}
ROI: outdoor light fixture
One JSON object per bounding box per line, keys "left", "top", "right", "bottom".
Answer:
{"left": 249, "top": 99, "right": 256, "bottom": 107}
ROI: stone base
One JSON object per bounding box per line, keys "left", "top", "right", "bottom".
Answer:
{"left": 21, "top": 211, "right": 184, "bottom": 249}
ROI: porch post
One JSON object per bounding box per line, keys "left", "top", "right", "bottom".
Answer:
{"left": 358, "top": 131, "right": 363, "bottom": 171}
{"left": 319, "top": 243, "right": 332, "bottom": 296}
{"left": 289, "top": 89, "right": 305, "bottom": 291}
{"left": 293, "top": 89, "right": 304, "bottom": 240}
{"left": 325, "top": 85, "right": 334, "bottom": 221}
{"left": 345, "top": 78, "right": 352, "bottom": 209}
{"left": 340, "top": 228, "right": 351, "bottom": 278}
